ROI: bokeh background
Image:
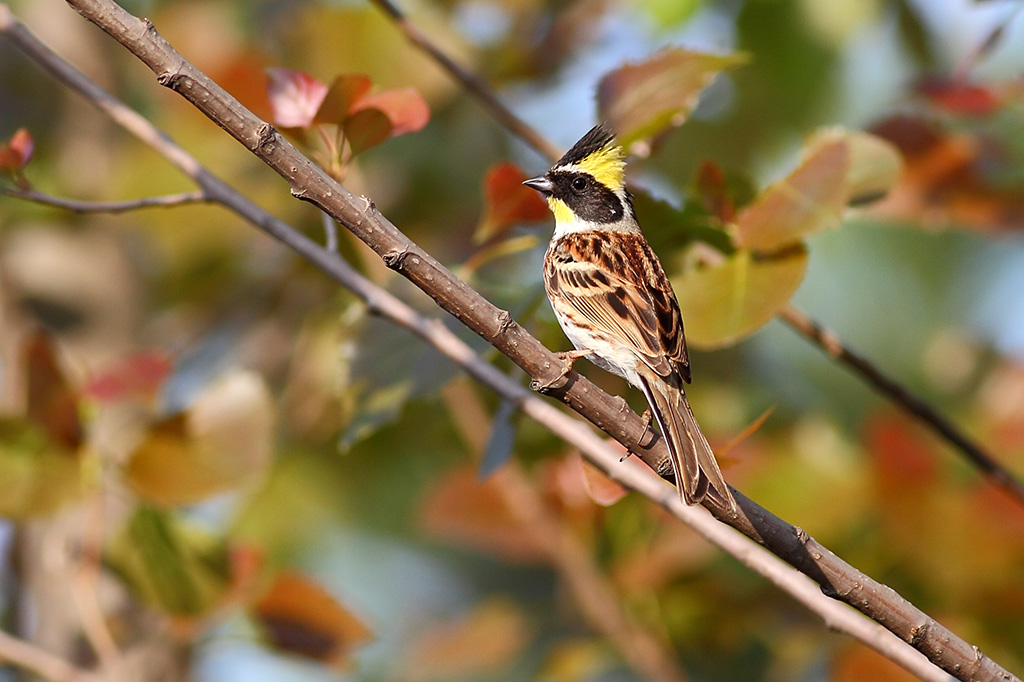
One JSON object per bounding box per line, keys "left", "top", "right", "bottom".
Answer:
{"left": 2, "top": 0, "right": 1024, "bottom": 680}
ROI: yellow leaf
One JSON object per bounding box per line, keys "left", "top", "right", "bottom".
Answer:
{"left": 674, "top": 245, "right": 808, "bottom": 349}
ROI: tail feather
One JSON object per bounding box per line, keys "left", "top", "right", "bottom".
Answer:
{"left": 639, "top": 375, "right": 736, "bottom": 511}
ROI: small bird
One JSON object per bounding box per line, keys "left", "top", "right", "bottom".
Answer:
{"left": 524, "top": 124, "right": 736, "bottom": 510}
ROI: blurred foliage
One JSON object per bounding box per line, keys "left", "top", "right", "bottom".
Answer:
{"left": 3, "top": 0, "right": 1024, "bottom": 681}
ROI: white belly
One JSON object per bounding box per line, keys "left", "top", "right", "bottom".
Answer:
{"left": 554, "top": 311, "right": 643, "bottom": 389}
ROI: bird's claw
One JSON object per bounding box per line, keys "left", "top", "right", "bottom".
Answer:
{"left": 532, "top": 349, "right": 593, "bottom": 392}
{"left": 621, "top": 408, "right": 655, "bottom": 461}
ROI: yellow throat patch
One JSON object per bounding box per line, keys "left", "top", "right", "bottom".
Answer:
{"left": 577, "top": 142, "right": 625, "bottom": 190}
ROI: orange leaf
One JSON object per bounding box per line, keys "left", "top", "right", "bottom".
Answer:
{"left": 0, "top": 127, "right": 33, "bottom": 173}
{"left": 419, "top": 466, "right": 549, "bottom": 562}
{"left": 24, "top": 332, "right": 82, "bottom": 452}
{"left": 351, "top": 87, "right": 429, "bottom": 137}
{"left": 343, "top": 107, "right": 393, "bottom": 155}
{"left": 734, "top": 138, "right": 849, "bottom": 251}
{"left": 475, "top": 162, "right": 551, "bottom": 243}
{"left": 577, "top": 453, "right": 627, "bottom": 507}
{"left": 404, "top": 599, "right": 529, "bottom": 681}
{"left": 254, "top": 571, "right": 372, "bottom": 668}
{"left": 314, "top": 74, "right": 373, "bottom": 125}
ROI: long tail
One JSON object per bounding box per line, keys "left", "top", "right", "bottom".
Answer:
{"left": 639, "top": 376, "right": 736, "bottom": 511}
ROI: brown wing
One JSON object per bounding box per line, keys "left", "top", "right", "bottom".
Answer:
{"left": 545, "top": 231, "right": 690, "bottom": 383}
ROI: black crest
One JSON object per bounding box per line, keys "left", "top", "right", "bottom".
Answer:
{"left": 555, "top": 124, "right": 615, "bottom": 168}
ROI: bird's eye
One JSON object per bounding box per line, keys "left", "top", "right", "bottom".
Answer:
{"left": 571, "top": 176, "right": 589, "bottom": 192}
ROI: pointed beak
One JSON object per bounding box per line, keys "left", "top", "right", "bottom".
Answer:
{"left": 523, "top": 176, "right": 554, "bottom": 196}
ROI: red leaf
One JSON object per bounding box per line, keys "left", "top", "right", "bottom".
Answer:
{"left": 314, "top": 74, "right": 373, "bottom": 126}
{"left": 694, "top": 160, "right": 735, "bottom": 223}
{"left": 86, "top": 352, "right": 173, "bottom": 402}
{"left": 343, "top": 108, "right": 393, "bottom": 155}
{"left": 351, "top": 88, "right": 429, "bottom": 137}
{"left": 24, "top": 332, "right": 82, "bottom": 452}
{"left": 266, "top": 68, "right": 328, "bottom": 129}
{"left": 917, "top": 78, "right": 1002, "bottom": 116}
{"left": 475, "top": 162, "right": 551, "bottom": 243}
{"left": 0, "top": 127, "right": 33, "bottom": 173}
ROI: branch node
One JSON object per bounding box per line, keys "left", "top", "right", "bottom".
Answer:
{"left": 793, "top": 526, "right": 810, "bottom": 545}
{"left": 382, "top": 247, "right": 410, "bottom": 271}
{"left": 909, "top": 621, "right": 931, "bottom": 648}
{"left": 255, "top": 122, "right": 279, "bottom": 153}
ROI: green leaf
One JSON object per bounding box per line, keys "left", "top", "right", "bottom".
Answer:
{"left": 597, "top": 47, "right": 747, "bottom": 153}
{"left": 107, "top": 507, "right": 232, "bottom": 617}
{"left": 0, "top": 418, "right": 86, "bottom": 519}
{"left": 673, "top": 245, "right": 808, "bottom": 349}
{"left": 838, "top": 128, "right": 904, "bottom": 206}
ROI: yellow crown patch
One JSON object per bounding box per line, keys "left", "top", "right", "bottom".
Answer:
{"left": 577, "top": 142, "right": 625, "bottom": 190}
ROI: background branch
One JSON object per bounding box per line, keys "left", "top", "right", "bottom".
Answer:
{"left": 0, "top": 629, "right": 101, "bottom": 682}
{"left": 0, "top": 188, "right": 207, "bottom": 213}
{"left": 0, "top": 2, "right": 1010, "bottom": 680}
{"left": 365, "top": 0, "right": 1024, "bottom": 508}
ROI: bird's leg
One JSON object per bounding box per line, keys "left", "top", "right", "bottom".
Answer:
{"left": 532, "top": 349, "right": 593, "bottom": 392}
{"left": 622, "top": 407, "right": 654, "bottom": 461}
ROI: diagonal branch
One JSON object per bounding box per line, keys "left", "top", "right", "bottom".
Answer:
{"left": 365, "top": 0, "right": 1024, "bottom": 507}
{"left": 0, "top": 8, "right": 949, "bottom": 682}
{"left": 0, "top": 2, "right": 1010, "bottom": 680}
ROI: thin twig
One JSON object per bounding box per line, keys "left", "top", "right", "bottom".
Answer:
{"left": 778, "top": 305, "right": 1024, "bottom": 502}
{"left": 367, "top": 0, "right": 563, "bottom": 163}
{"left": 1, "top": 187, "right": 207, "bottom": 213}
{"left": 367, "top": 0, "right": 1024, "bottom": 508}
{"left": 71, "top": 492, "right": 125, "bottom": 682}
{"left": 0, "top": 629, "right": 101, "bottom": 682}
{"left": 0, "top": 4, "right": 991, "bottom": 680}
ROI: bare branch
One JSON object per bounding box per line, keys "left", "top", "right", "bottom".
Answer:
{"left": 0, "top": 629, "right": 102, "bottom": 682}
{"left": 778, "top": 305, "right": 1024, "bottom": 502}
{"left": 365, "top": 0, "right": 1024, "bottom": 508}
{"left": 0, "top": 3, "right": 1004, "bottom": 680}
{"left": 2, "top": 188, "right": 207, "bottom": 213}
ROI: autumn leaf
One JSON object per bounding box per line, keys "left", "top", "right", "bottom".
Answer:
{"left": 577, "top": 453, "right": 628, "bottom": 507}
{"left": 352, "top": 87, "right": 430, "bottom": 137}
{"left": 733, "top": 128, "right": 901, "bottom": 250}
{"left": 124, "top": 370, "right": 275, "bottom": 505}
{"left": 343, "top": 107, "right": 393, "bottom": 155}
{"left": 474, "top": 162, "right": 551, "bottom": 244}
{"left": 733, "top": 137, "right": 849, "bottom": 251}
{"left": 253, "top": 571, "right": 373, "bottom": 668}
{"left": 673, "top": 245, "right": 808, "bottom": 349}
{"left": 86, "top": 351, "right": 173, "bottom": 403}
{"left": 24, "top": 332, "right": 83, "bottom": 452}
{"left": 404, "top": 599, "right": 530, "bottom": 681}
{"left": 597, "top": 47, "right": 746, "bottom": 153}
{"left": 266, "top": 68, "right": 328, "bottom": 129}
{"left": 420, "top": 466, "right": 549, "bottom": 562}
{"left": 313, "top": 73, "right": 373, "bottom": 126}
{"left": 917, "top": 78, "right": 1002, "bottom": 116}
{"left": 0, "top": 127, "right": 34, "bottom": 178}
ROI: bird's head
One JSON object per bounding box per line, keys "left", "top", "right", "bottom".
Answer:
{"left": 523, "top": 125, "right": 632, "bottom": 232}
